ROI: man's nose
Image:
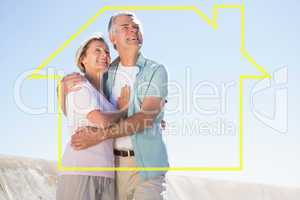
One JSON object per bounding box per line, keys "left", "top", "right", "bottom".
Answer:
{"left": 129, "top": 26, "right": 138, "bottom": 33}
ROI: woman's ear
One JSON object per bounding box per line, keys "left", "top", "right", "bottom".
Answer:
{"left": 81, "top": 56, "right": 86, "bottom": 66}
{"left": 79, "top": 56, "right": 87, "bottom": 72}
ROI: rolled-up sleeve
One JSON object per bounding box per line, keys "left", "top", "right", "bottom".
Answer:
{"left": 142, "top": 65, "right": 168, "bottom": 100}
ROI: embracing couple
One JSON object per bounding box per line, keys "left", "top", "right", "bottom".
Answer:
{"left": 56, "top": 11, "right": 169, "bottom": 200}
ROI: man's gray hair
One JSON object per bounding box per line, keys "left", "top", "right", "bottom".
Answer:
{"left": 107, "top": 11, "right": 142, "bottom": 34}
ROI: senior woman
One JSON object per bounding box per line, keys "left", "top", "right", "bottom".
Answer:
{"left": 56, "top": 33, "right": 128, "bottom": 200}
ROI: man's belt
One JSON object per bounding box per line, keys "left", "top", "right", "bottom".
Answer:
{"left": 114, "top": 149, "right": 135, "bottom": 157}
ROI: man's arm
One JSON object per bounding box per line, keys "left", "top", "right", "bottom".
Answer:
{"left": 87, "top": 110, "right": 127, "bottom": 129}
{"left": 71, "top": 96, "right": 165, "bottom": 150}
{"left": 104, "top": 96, "right": 165, "bottom": 138}
{"left": 71, "top": 64, "right": 168, "bottom": 150}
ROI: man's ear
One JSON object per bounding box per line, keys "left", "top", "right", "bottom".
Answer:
{"left": 109, "top": 32, "right": 116, "bottom": 45}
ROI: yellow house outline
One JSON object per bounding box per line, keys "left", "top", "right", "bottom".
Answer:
{"left": 28, "top": 3, "right": 271, "bottom": 172}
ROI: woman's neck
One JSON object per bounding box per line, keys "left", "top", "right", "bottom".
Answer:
{"left": 85, "top": 71, "right": 104, "bottom": 91}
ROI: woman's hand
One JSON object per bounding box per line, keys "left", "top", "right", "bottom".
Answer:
{"left": 117, "top": 85, "right": 131, "bottom": 111}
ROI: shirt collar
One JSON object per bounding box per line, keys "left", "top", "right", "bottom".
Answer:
{"left": 111, "top": 52, "right": 146, "bottom": 70}
{"left": 136, "top": 52, "right": 146, "bottom": 69}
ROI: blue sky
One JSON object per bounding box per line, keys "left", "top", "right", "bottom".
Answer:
{"left": 1, "top": 0, "right": 300, "bottom": 186}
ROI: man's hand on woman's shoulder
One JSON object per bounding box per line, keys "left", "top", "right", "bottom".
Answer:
{"left": 61, "top": 72, "right": 86, "bottom": 94}
{"left": 58, "top": 72, "right": 86, "bottom": 115}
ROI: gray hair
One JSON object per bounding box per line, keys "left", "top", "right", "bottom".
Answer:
{"left": 108, "top": 12, "right": 143, "bottom": 49}
{"left": 108, "top": 11, "right": 139, "bottom": 34}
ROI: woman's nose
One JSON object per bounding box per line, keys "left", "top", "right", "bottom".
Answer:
{"left": 100, "top": 52, "right": 108, "bottom": 59}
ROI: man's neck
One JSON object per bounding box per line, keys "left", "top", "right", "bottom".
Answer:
{"left": 118, "top": 48, "right": 140, "bottom": 67}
